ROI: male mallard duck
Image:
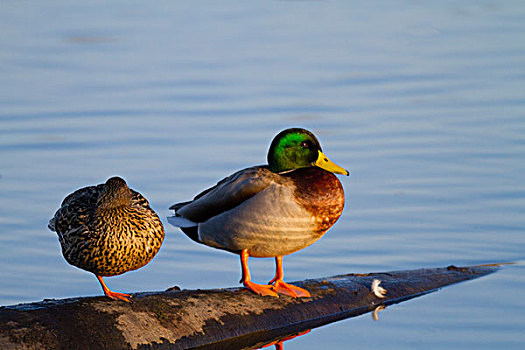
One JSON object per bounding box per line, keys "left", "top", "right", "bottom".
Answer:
{"left": 48, "top": 176, "right": 165, "bottom": 302}
{"left": 168, "top": 128, "right": 348, "bottom": 298}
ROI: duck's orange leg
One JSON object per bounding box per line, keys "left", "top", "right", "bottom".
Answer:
{"left": 268, "top": 256, "right": 311, "bottom": 298}
{"left": 96, "top": 275, "right": 132, "bottom": 302}
{"left": 240, "top": 249, "right": 278, "bottom": 297}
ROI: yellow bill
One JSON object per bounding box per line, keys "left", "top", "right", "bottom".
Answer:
{"left": 314, "top": 151, "right": 349, "bottom": 176}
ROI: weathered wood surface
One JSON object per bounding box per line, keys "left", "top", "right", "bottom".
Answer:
{"left": 0, "top": 264, "right": 498, "bottom": 350}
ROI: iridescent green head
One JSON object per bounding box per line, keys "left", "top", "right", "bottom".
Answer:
{"left": 267, "top": 128, "right": 349, "bottom": 175}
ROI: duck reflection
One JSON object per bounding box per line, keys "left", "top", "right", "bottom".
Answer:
{"left": 258, "top": 330, "right": 311, "bottom": 350}
{"left": 252, "top": 304, "right": 390, "bottom": 349}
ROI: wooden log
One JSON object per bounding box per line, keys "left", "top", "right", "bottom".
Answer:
{"left": 0, "top": 264, "right": 499, "bottom": 350}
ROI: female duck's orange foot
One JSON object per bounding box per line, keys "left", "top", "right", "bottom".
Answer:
{"left": 104, "top": 290, "right": 132, "bottom": 302}
{"left": 244, "top": 280, "right": 279, "bottom": 297}
{"left": 271, "top": 280, "right": 311, "bottom": 298}
{"left": 96, "top": 275, "right": 132, "bottom": 302}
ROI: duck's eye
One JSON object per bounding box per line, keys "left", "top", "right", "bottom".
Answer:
{"left": 299, "top": 141, "right": 309, "bottom": 148}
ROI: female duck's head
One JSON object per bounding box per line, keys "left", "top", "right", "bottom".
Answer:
{"left": 97, "top": 176, "right": 132, "bottom": 210}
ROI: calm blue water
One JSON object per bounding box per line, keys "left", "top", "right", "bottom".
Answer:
{"left": 1, "top": 1, "right": 524, "bottom": 348}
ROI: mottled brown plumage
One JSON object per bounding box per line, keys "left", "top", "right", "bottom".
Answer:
{"left": 48, "top": 177, "right": 165, "bottom": 302}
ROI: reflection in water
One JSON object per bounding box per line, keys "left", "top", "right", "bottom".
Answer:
{"left": 249, "top": 304, "right": 386, "bottom": 348}
{"left": 245, "top": 303, "right": 385, "bottom": 348}
{"left": 259, "top": 330, "right": 311, "bottom": 350}
{"left": 372, "top": 305, "right": 386, "bottom": 321}
{"left": 254, "top": 305, "right": 386, "bottom": 348}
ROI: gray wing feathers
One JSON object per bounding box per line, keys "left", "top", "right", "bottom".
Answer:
{"left": 175, "top": 167, "right": 279, "bottom": 222}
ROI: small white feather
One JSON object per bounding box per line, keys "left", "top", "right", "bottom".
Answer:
{"left": 371, "top": 279, "right": 387, "bottom": 298}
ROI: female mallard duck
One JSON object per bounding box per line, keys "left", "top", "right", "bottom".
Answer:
{"left": 168, "top": 128, "right": 348, "bottom": 298}
{"left": 48, "top": 176, "right": 165, "bottom": 302}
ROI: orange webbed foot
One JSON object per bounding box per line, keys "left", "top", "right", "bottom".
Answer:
{"left": 267, "top": 256, "right": 311, "bottom": 298}
{"left": 271, "top": 280, "right": 311, "bottom": 298}
{"left": 96, "top": 275, "right": 132, "bottom": 302}
{"left": 244, "top": 280, "right": 279, "bottom": 297}
{"left": 104, "top": 290, "right": 133, "bottom": 302}
{"left": 240, "top": 249, "right": 279, "bottom": 297}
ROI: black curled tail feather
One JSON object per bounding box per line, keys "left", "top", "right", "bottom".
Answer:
{"left": 169, "top": 201, "right": 192, "bottom": 211}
